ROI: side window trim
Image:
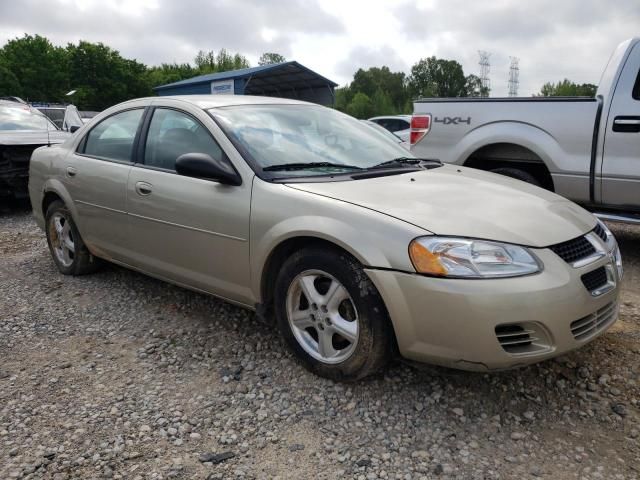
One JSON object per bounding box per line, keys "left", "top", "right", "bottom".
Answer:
{"left": 76, "top": 106, "right": 147, "bottom": 164}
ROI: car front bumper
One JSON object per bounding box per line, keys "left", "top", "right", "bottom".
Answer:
{"left": 365, "top": 248, "right": 621, "bottom": 371}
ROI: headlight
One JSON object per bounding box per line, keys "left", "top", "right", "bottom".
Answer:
{"left": 409, "top": 237, "right": 541, "bottom": 278}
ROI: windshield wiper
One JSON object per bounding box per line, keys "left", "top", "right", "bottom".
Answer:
{"left": 370, "top": 157, "right": 442, "bottom": 169}
{"left": 263, "top": 162, "right": 364, "bottom": 172}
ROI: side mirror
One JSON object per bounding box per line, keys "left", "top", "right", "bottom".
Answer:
{"left": 69, "top": 125, "right": 80, "bottom": 133}
{"left": 175, "top": 153, "right": 241, "bottom": 186}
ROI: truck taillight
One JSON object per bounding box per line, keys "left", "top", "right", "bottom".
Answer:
{"left": 410, "top": 114, "right": 431, "bottom": 146}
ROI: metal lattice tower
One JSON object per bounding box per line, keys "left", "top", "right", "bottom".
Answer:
{"left": 478, "top": 51, "right": 491, "bottom": 97}
{"left": 508, "top": 56, "right": 520, "bottom": 97}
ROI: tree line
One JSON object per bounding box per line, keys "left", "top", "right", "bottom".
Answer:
{"left": 0, "top": 34, "right": 597, "bottom": 114}
{"left": 335, "top": 58, "right": 489, "bottom": 118}
{"left": 0, "top": 34, "right": 286, "bottom": 110}
{"left": 336, "top": 61, "right": 598, "bottom": 118}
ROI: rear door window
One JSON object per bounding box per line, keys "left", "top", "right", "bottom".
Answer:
{"left": 82, "top": 109, "right": 144, "bottom": 162}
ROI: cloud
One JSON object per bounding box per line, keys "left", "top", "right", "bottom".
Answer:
{"left": 335, "top": 45, "right": 409, "bottom": 80}
{"left": 1, "top": 0, "right": 638, "bottom": 96}
{"left": 392, "top": 0, "right": 640, "bottom": 95}
{"left": 0, "top": 0, "right": 344, "bottom": 65}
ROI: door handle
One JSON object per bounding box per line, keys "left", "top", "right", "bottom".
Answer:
{"left": 613, "top": 116, "right": 640, "bottom": 133}
{"left": 66, "top": 166, "right": 77, "bottom": 177}
{"left": 135, "top": 181, "right": 153, "bottom": 196}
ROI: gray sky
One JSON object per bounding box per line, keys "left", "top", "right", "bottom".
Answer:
{"left": 1, "top": 0, "right": 638, "bottom": 96}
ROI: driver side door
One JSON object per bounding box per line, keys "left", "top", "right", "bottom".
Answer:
{"left": 125, "top": 105, "right": 254, "bottom": 305}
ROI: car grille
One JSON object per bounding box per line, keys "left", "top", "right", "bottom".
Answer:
{"left": 495, "top": 323, "right": 550, "bottom": 355}
{"left": 570, "top": 302, "right": 618, "bottom": 341}
{"left": 593, "top": 223, "right": 607, "bottom": 243}
{"left": 581, "top": 266, "right": 608, "bottom": 292}
{"left": 549, "top": 235, "right": 596, "bottom": 263}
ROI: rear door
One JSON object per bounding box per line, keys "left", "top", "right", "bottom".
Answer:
{"left": 65, "top": 104, "right": 147, "bottom": 261}
{"left": 125, "top": 102, "right": 254, "bottom": 305}
{"left": 601, "top": 41, "right": 640, "bottom": 208}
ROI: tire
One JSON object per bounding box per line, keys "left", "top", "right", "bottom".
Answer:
{"left": 490, "top": 167, "right": 541, "bottom": 187}
{"left": 274, "top": 247, "right": 393, "bottom": 381}
{"left": 45, "top": 200, "right": 102, "bottom": 275}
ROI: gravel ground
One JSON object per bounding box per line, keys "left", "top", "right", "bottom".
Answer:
{"left": 1, "top": 206, "right": 639, "bottom": 480}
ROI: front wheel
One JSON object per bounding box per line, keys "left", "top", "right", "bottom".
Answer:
{"left": 274, "top": 247, "right": 393, "bottom": 381}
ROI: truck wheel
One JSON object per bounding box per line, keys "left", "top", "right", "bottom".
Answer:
{"left": 45, "top": 200, "right": 102, "bottom": 275}
{"left": 490, "top": 167, "right": 541, "bottom": 187}
{"left": 274, "top": 247, "right": 393, "bottom": 381}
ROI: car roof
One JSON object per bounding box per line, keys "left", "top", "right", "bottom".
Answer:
{"left": 127, "top": 95, "right": 315, "bottom": 110}
{"left": 0, "top": 101, "right": 38, "bottom": 113}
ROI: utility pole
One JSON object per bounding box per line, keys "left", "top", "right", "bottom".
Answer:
{"left": 478, "top": 51, "right": 491, "bottom": 97}
{"left": 508, "top": 57, "right": 520, "bottom": 97}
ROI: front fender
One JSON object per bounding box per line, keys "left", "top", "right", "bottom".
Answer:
{"left": 249, "top": 181, "right": 426, "bottom": 302}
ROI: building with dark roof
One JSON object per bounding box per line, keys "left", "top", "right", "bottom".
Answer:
{"left": 154, "top": 61, "right": 337, "bottom": 105}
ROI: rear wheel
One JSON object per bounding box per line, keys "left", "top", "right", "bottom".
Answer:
{"left": 490, "top": 167, "right": 541, "bottom": 187}
{"left": 274, "top": 247, "right": 393, "bottom": 381}
{"left": 45, "top": 200, "right": 102, "bottom": 275}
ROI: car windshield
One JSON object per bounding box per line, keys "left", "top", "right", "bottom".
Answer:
{"left": 209, "top": 104, "right": 414, "bottom": 178}
{"left": 0, "top": 105, "right": 58, "bottom": 131}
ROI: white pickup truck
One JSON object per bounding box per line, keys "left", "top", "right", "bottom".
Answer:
{"left": 411, "top": 37, "right": 640, "bottom": 223}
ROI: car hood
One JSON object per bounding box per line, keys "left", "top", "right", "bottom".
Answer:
{"left": 286, "top": 165, "right": 596, "bottom": 248}
{"left": 0, "top": 130, "right": 70, "bottom": 145}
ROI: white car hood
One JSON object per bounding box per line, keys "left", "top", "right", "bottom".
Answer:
{"left": 286, "top": 165, "right": 596, "bottom": 248}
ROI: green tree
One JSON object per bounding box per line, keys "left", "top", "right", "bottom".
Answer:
{"left": 334, "top": 86, "right": 352, "bottom": 112}
{"left": 372, "top": 88, "right": 395, "bottom": 115}
{"left": 195, "top": 48, "right": 250, "bottom": 73}
{"left": 146, "top": 63, "right": 196, "bottom": 89}
{"left": 350, "top": 67, "right": 407, "bottom": 112}
{"left": 539, "top": 79, "right": 597, "bottom": 97}
{"left": 67, "top": 41, "right": 149, "bottom": 110}
{"left": 258, "top": 52, "right": 286, "bottom": 66}
{"left": 407, "top": 56, "right": 468, "bottom": 98}
{"left": 0, "top": 34, "right": 69, "bottom": 101}
{"left": 345, "top": 92, "right": 374, "bottom": 119}
{"left": 465, "top": 74, "right": 489, "bottom": 97}
{"left": 0, "top": 63, "right": 23, "bottom": 97}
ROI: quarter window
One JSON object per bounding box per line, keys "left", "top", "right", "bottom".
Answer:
{"left": 633, "top": 69, "right": 640, "bottom": 100}
{"left": 144, "top": 108, "right": 223, "bottom": 170}
{"left": 82, "top": 109, "right": 143, "bottom": 162}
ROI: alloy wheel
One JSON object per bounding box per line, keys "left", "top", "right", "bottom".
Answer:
{"left": 49, "top": 212, "right": 75, "bottom": 268}
{"left": 286, "top": 269, "right": 359, "bottom": 364}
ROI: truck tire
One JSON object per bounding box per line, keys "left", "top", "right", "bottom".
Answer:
{"left": 274, "top": 247, "right": 393, "bottom": 381}
{"left": 45, "top": 200, "right": 102, "bottom": 275}
{"left": 490, "top": 167, "right": 541, "bottom": 187}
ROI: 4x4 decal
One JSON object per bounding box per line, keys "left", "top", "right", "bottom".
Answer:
{"left": 433, "top": 116, "right": 471, "bottom": 125}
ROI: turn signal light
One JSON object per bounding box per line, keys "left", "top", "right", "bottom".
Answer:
{"left": 409, "top": 240, "right": 447, "bottom": 276}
